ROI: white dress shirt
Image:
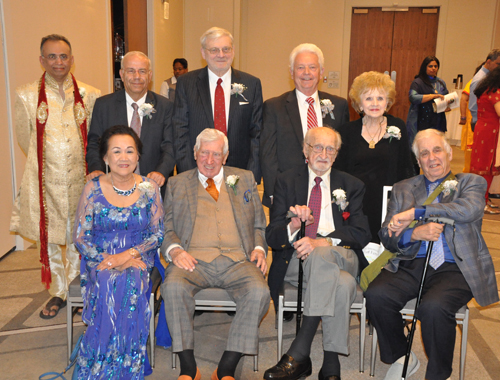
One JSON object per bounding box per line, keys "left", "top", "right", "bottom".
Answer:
{"left": 208, "top": 68, "right": 232, "bottom": 129}
{"left": 296, "top": 89, "right": 323, "bottom": 137}
{"left": 125, "top": 92, "right": 148, "bottom": 126}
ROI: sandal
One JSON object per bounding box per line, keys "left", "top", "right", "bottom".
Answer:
{"left": 39, "top": 297, "right": 67, "bottom": 319}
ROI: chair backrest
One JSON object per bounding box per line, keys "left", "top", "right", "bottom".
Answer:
{"left": 381, "top": 186, "right": 393, "bottom": 226}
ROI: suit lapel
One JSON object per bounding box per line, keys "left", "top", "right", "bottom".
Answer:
{"left": 318, "top": 91, "right": 334, "bottom": 123}
{"left": 224, "top": 167, "right": 249, "bottom": 253}
{"left": 411, "top": 176, "right": 428, "bottom": 205}
{"left": 286, "top": 91, "right": 305, "bottom": 147}
{"left": 329, "top": 169, "right": 344, "bottom": 227}
{"left": 116, "top": 90, "right": 129, "bottom": 126}
{"left": 197, "top": 67, "right": 215, "bottom": 128}
{"left": 228, "top": 69, "right": 239, "bottom": 131}
{"left": 139, "top": 91, "right": 155, "bottom": 140}
{"left": 295, "top": 165, "right": 309, "bottom": 206}
{"left": 186, "top": 170, "right": 200, "bottom": 235}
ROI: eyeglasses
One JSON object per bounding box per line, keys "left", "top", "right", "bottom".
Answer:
{"left": 306, "top": 143, "right": 337, "bottom": 155}
{"left": 124, "top": 68, "right": 150, "bottom": 76}
{"left": 42, "top": 54, "right": 70, "bottom": 62}
{"left": 205, "top": 47, "right": 233, "bottom": 55}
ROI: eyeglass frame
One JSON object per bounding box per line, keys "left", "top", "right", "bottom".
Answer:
{"left": 41, "top": 54, "right": 71, "bottom": 62}
{"left": 306, "top": 143, "right": 338, "bottom": 155}
{"left": 204, "top": 46, "right": 233, "bottom": 55}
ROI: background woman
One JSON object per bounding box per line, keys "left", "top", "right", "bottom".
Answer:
{"left": 406, "top": 56, "right": 449, "bottom": 146}
{"left": 470, "top": 66, "right": 500, "bottom": 214}
{"left": 73, "top": 125, "right": 164, "bottom": 379}
{"left": 334, "top": 71, "right": 414, "bottom": 246}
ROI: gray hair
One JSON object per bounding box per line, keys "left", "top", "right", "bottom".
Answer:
{"left": 304, "top": 126, "right": 342, "bottom": 151}
{"left": 40, "top": 34, "right": 72, "bottom": 54}
{"left": 412, "top": 129, "right": 451, "bottom": 159}
{"left": 289, "top": 43, "right": 324, "bottom": 71}
{"left": 200, "top": 27, "right": 233, "bottom": 49}
{"left": 194, "top": 128, "right": 229, "bottom": 155}
{"left": 486, "top": 48, "right": 500, "bottom": 62}
{"left": 121, "top": 51, "right": 151, "bottom": 70}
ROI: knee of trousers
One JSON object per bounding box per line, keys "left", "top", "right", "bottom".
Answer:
{"left": 364, "top": 282, "right": 397, "bottom": 314}
{"left": 416, "top": 298, "right": 456, "bottom": 324}
{"left": 161, "top": 273, "right": 192, "bottom": 305}
{"left": 245, "top": 281, "right": 271, "bottom": 313}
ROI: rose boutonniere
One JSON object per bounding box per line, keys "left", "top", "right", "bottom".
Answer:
{"left": 320, "top": 99, "right": 335, "bottom": 119}
{"left": 138, "top": 181, "right": 154, "bottom": 197}
{"left": 231, "top": 83, "right": 248, "bottom": 101}
{"left": 331, "top": 188, "right": 349, "bottom": 211}
{"left": 139, "top": 103, "right": 156, "bottom": 119}
{"left": 383, "top": 126, "right": 401, "bottom": 142}
{"left": 342, "top": 211, "right": 350, "bottom": 221}
{"left": 226, "top": 175, "right": 240, "bottom": 195}
{"left": 442, "top": 179, "right": 458, "bottom": 196}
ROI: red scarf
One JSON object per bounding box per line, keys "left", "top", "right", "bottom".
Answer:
{"left": 35, "top": 72, "right": 88, "bottom": 288}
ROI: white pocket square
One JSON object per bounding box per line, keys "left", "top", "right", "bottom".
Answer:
{"left": 239, "top": 102, "right": 249, "bottom": 105}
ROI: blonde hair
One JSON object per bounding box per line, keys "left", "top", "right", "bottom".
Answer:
{"left": 349, "top": 71, "right": 396, "bottom": 113}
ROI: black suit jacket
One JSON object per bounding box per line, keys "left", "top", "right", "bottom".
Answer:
{"left": 259, "top": 90, "right": 350, "bottom": 207}
{"left": 266, "top": 164, "right": 371, "bottom": 306}
{"left": 173, "top": 67, "right": 263, "bottom": 182}
{"left": 86, "top": 89, "right": 175, "bottom": 181}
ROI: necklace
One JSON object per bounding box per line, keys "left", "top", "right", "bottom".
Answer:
{"left": 363, "top": 117, "right": 385, "bottom": 149}
{"left": 110, "top": 174, "right": 137, "bottom": 196}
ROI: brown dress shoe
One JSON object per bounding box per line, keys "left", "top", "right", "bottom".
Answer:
{"left": 211, "top": 368, "right": 235, "bottom": 380}
{"left": 178, "top": 367, "right": 201, "bottom": 380}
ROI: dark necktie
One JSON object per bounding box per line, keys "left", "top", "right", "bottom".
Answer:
{"left": 426, "top": 182, "right": 445, "bottom": 269}
{"left": 214, "top": 78, "right": 227, "bottom": 135}
{"left": 305, "top": 177, "right": 322, "bottom": 238}
{"left": 206, "top": 178, "right": 219, "bottom": 202}
{"left": 306, "top": 97, "right": 318, "bottom": 130}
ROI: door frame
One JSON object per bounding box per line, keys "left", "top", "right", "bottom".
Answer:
{"left": 341, "top": 0, "right": 449, "bottom": 98}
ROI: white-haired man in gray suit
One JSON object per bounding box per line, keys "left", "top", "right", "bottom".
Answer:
{"left": 365, "top": 129, "right": 498, "bottom": 380}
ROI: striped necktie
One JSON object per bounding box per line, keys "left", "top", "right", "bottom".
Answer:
{"left": 306, "top": 97, "right": 318, "bottom": 130}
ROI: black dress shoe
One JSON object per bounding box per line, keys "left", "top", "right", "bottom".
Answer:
{"left": 283, "top": 311, "right": 294, "bottom": 322}
{"left": 263, "top": 354, "right": 312, "bottom": 380}
{"left": 318, "top": 371, "right": 340, "bottom": 380}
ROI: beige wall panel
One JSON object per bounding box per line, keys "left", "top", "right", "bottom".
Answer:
{"left": 150, "top": 0, "right": 185, "bottom": 92}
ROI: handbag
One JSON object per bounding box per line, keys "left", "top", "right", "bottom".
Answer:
{"left": 39, "top": 333, "right": 83, "bottom": 380}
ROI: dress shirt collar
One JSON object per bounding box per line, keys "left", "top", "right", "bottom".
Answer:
{"left": 208, "top": 67, "right": 232, "bottom": 86}
{"left": 296, "top": 89, "right": 319, "bottom": 106}
{"left": 198, "top": 167, "right": 224, "bottom": 191}
{"left": 307, "top": 166, "right": 331, "bottom": 187}
{"left": 125, "top": 91, "right": 147, "bottom": 109}
{"left": 171, "top": 76, "right": 177, "bottom": 84}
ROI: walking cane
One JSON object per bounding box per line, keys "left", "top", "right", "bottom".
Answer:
{"left": 401, "top": 216, "right": 455, "bottom": 380}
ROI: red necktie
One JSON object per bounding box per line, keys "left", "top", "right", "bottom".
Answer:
{"left": 306, "top": 97, "right": 318, "bottom": 130}
{"left": 206, "top": 178, "right": 219, "bottom": 202}
{"left": 214, "top": 78, "right": 227, "bottom": 135}
{"left": 305, "top": 177, "right": 322, "bottom": 238}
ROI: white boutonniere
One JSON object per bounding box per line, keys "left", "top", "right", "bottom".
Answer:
{"left": 320, "top": 99, "right": 335, "bottom": 119}
{"left": 331, "top": 188, "right": 349, "bottom": 211}
{"left": 442, "top": 179, "right": 458, "bottom": 196}
{"left": 139, "top": 103, "right": 156, "bottom": 119}
{"left": 138, "top": 181, "right": 155, "bottom": 197}
{"left": 383, "top": 126, "right": 402, "bottom": 142}
{"left": 226, "top": 175, "right": 240, "bottom": 195}
{"left": 231, "top": 83, "right": 248, "bottom": 101}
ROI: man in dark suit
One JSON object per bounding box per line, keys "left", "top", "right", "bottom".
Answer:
{"left": 365, "top": 129, "right": 499, "bottom": 380}
{"left": 264, "top": 127, "right": 371, "bottom": 380}
{"left": 161, "top": 128, "right": 270, "bottom": 380}
{"left": 86, "top": 51, "right": 174, "bottom": 188}
{"left": 173, "top": 27, "right": 263, "bottom": 183}
{"left": 260, "top": 43, "right": 350, "bottom": 207}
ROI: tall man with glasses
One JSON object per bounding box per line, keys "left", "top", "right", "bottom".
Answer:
{"left": 259, "top": 43, "right": 350, "bottom": 207}
{"left": 86, "top": 51, "right": 175, "bottom": 192}
{"left": 11, "top": 34, "right": 100, "bottom": 318}
{"left": 264, "top": 127, "right": 371, "bottom": 380}
{"left": 173, "top": 27, "right": 263, "bottom": 184}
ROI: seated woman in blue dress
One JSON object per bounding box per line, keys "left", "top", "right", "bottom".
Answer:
{"left": 73, "top": 125, "right": 164, "bottom": 379}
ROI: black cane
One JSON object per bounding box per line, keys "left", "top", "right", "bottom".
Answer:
{"left": 401, "top": 217, "right": 455, "bottom": 379}
{"left": 296, "top": 220, "right": 306, "bottom": 335}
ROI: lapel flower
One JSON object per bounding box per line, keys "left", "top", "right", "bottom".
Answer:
{"left": 231, "top": 83, "right": 248, "bottom": 101}
{"left": 138, "top": 181, "right": 155, "bottom": 197}
{"left": 331, "top": 188, "right": 349, "bottom": 211}
{"left": 320, "top": 99, "right": 335, "bottom": 119}
{"left": 342, "top": 211, "right": 350, "bottom": 221}
{"left": 383, "top": 126, "right": 401, "bottom": 142}
{"left": 442, "top": 179, "right": 458, "bottom": 196}
{"left": 226, "top": 174, "right": 240, "bottom": 195}
{"left": 139, "top": 103, "right": 156, "bottom": 119}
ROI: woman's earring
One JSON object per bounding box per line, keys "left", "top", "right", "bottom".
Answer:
{"left": 105, "top": 162, "right": 109, "bottom": 174}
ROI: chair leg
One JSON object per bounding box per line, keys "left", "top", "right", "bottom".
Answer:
{"left": 459, "top": 308, "right": 469, "bottom": 380}
{"left": 254, "top": 353, "right": 259, "bottom": 372}
{"left": 67, "top": 298, "right": 73, "bottom": 364}
{"left": 149, "top": 292, "right": 155, "bottom": 368}
{"left": 359, "top": 301, "right": 366, "bottom": 373}
{"left": 277, "top": 296, "right": 284, "bottom": 361}
{"left": 172, "top": 351, "right": 177, "bottom": 369}
{"left": 370, "top": 327, "right": 378, "bottom": 376}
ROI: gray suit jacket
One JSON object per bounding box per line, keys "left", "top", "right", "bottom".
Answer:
{"left": 86, "top": 89, "right": 175, "bottom": 180}
{"left": 161, "top": 166, "right": 267, "bottom": 260}
{"left": 173, "top": 67, "right": 263, "bottom": 183}
{"left": 380, "top": 173, "right": 499, "bottom": 307}
{"left": 259, "top": 90, "right": 349, "bottom": 207}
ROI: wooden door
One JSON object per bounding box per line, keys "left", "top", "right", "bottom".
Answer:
{"left": 348, "top": 7, "right": 439, "bottom": 122}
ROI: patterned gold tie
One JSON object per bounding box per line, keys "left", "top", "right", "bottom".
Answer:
{"left": 206, "top": 178, "right": 219, "bottom": 202}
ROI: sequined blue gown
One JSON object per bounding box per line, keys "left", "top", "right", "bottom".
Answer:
{"left": 73, "top": 177, "right": 164, "bottom": 379}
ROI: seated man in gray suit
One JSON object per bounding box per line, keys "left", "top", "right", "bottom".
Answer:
{"left": 161, "top": 128, "right": 270, "bottom": 380}
{"left": 365, "top": 129, "right": 499, "bottom": 380}
{"left": 264, "top": 127, "right": 371, "bottom": 380}
{"left": 260, "top": 43, "right": 350, "bottom": 207}
{"left": 86, "top": 51, "right": 174, "bottom": 189}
